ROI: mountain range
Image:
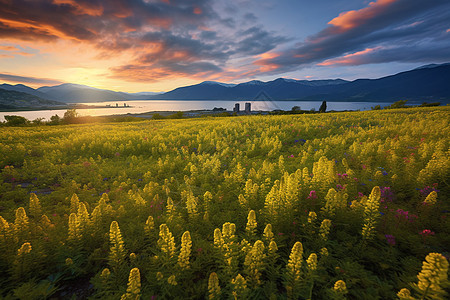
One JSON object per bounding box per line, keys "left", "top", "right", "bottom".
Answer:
{"left": 1, "top": 63, "right": 449, "bottom": 109}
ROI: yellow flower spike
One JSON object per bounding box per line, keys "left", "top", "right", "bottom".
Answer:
{"left": 17, "top": 242, "right": 32, "bottom": 255}
{"left": 306, "top": 253, "right": 318, "bottom": 272}
{"left": 246, "top": 210, "right": 257, "bottom": 235}
{"left": 40, "top": 215, "right": 53, "bottom": 228}
{"left": 29, "top": 193, "right": 42, "bottom": 218}
{"left": 320, "top": 247, "right": 329, "bottom": 257}
{"left": 14, "top": 207, "right": 29, "bottom": 239}
{"left": 156, "top": 272, "right": 163, "bottom": 281}
{"left": 214, "top": 228, "right": 224, "bottom": 249}
{"left": 362, "top": 186, "right": 381, "bottom": 240}
{"left": 185, "top": 190, "right": 198, "bottom": 216}
{"left": 319, "top": 219, "right": 332, "bottom": 241}
{"left": 0, "top": 215, "right": 11, "bottom": 244}
{"left": 70, "top": 194, "right": 80, "bottom": 213}
{"left": 121, "top": 268, "right": 141, "bottom": 300}
{"left": 238, "top": 194, "right": 248, "bottom": 208}
{"left": 101, "top": 268, "right": 110, "bottom": 280}
{"left": 424, "top": 191, "right": 437, "bottom": 205}
{"left": 286, "top": 241, "right": 303, "bottom": 282}
{"left": 157, "top": 224, "right": 176, "bottom": 259}
{"left": 77, "top": 202, "right": 91, "bottom": 232}
{"left": 109, "top": 221, "right": 126, "bottom": 270}
{"left": 208, "top": 272, "right": 221, "bottom": 299}
{"left": 333, "top": 280, "right": 348, "bottom": 294}
{"left": 263, "top": 224, "right": 274, "bottom": 242}
{"left": 244, "top": 240, "right": 266, "bottom": 287}
{"left": 65, "top": 258, "right": 73, "bottom": 266}
{"left": 308, "top": 211, "right": 317, "bottom": 224}
{"left": 68, "top": 213, "right": 81, "bottom": 241}
{"left": 144, "top": 216, "right": 154, "bottom": 236}
{"left": 231, "top": 274, "right": 248, "bottom": 300}
{"left": 167, "top": 274, "right": 177, "bottom": 286}
{"left": 178, "top": 231, "right": 192, "bottom": 269}
{"left": 204, "top": 191, "right": 212, "bottom": 213}
{"left": 268, "top": 241, "right": 278, "bottom": 255}
{"left": 130, "top": 253, "right": 137, "bottom": 261}
{"left": 416, "top": 252, "right": 449, "bottom": 298}
{"left": 397, "top": 288, "right": 414, "bottom": 300}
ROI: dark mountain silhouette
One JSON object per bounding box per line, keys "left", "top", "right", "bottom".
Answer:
{"left": 0, "top": 88, "right": 64, "bottom": 109}
{"left": 149, "top": 64, "right": 450, "bottom": 102}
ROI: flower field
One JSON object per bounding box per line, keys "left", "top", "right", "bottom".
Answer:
{"left": 0, "top": 107, "right": 449, "bottom": 299}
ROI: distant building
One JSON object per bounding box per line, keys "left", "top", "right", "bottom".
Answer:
{"left": 245, "top": 103, "right": 251, "bottom": 114}
{"left": 233, "top": 103, "right": 240, "bottom": 113}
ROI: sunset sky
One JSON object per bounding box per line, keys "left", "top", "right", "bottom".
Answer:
{"left": 1, "top": 0, "right": 449, "bottom": 93}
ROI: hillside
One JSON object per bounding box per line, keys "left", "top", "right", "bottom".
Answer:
{"left": 0, "top": 88, "right": 64, "bottom": 109}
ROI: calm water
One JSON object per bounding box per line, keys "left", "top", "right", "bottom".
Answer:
{"left": 0, "top": 100, "right": 392, "bottom": 121}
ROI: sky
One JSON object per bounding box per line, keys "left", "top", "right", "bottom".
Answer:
{"left": 0, "top": 0, "right": 449, "bottom": 93}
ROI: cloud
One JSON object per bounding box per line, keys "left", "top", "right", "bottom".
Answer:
{"left": 256, "top": 0, "right": 450, "bottom": 74}
{"left": 0, "top": 73, "right": 64, "bottom": 85}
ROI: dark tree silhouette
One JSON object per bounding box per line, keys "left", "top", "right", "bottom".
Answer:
{"left": 319, "top": 101, "right": 327, "bottom": 113}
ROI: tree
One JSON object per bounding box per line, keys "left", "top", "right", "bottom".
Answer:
{"left": 319, "top": 101, "right": 327, "bottom": 113}
{"left": 63, "top": 109, "right": 79, "bottom": 124}
{"left": 49, "top": 114, "right": 61, "bottom": 125}
{"left": 4, "top": 115, "right": 29, "bottom": 126}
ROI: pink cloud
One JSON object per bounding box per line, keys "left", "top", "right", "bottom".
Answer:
{"left": 318, "top": 46, "right": 384, "bottom": 66}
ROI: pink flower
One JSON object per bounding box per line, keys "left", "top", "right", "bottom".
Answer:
{"left": 420, "top": 229, "right": 435, "bottom": 236}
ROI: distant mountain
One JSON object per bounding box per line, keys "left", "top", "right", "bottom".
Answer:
{"left": 0, "top": 83, "right": 50, "bottom": 99}
{"left": 149, "top": 64, "right": 450, "bottom": 102}
{"left": 37, "top": 83, "right": 161, "bottom": 103}
{"left": 0, "top": 88, "right": 64, "bottom": 109}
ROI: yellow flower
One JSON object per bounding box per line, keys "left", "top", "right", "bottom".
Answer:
{"left": 29, "top": 193, "right": 42, "bottom": 218}
{"left": 178, "top": 231, "right": 192, "bottom": 269}
{"left": 121, "top": 267, "right": 141, "bottom": 300}
{"left": 68, "top": 213, "right": 81, "bottom": 241}
{"left": 109, "top": 221, "right": 126, "bottom": 270}
{"left": 14, "top": 207, "right": 29, "bottom": 240}
{"left": 333, "top": 280, "right": 347, "bottom": 294}
{"left": 319, "top": 219, "right": 332, "bottom": 241}
{"left": 306, "top": 253, "right": 317, "bottom": 272}
{"left": 156, "top": 272, "right": 163, "bottom": 281}
{"left": 320, "top": 247, "right": 329, "bottom": 257}
{"left": 65, "top": 258, "right": 73, "bottom": 266}
{"left": 416, "top": 252, "right": 449, "bottom": 297}
{"left": 244, "top": 240, "right": 265, "bottom": 287}
{"left": 77, "top": 202, "right": 91, "bottom": 232}
{"left": 214, "top": 228, "right": 224, "bottom": 249}
{"left": 168, "top": 274, "right": 177, "bottom": 286}
{"left": 144, "top": 216, "right": 154, "bottom": 236}
{"left": 231, "top": 274, "right": 248, "bottom": 300}
{"left": 100, "top": 268, "right": 111, "bottom": 281}
{"left": 308, "top": 211, "right": 317, "bottom": 224}
{"left": 70, "top": 193, "right": 80, "bottom": 213}
{"left": 397, "top": 288, "right": 414, "bottom": 300}
{"left": 17, "top": 242, "right": 32, "bottom": 255}
{"left": 246, "top": 210, "right": 257, "bottom": 235}
{"left": 208, "top": 272, "right": 221, "bottom": 299}
{"left": 286, "top": 241, "right": 303, "bottom": 282}
{"left": 424, "top": 191, "right": 437, "bottom": 205}
{"left": 268, "top": 240, "right": 278, "bottom": 255}
{"left": 157, "top": 224, "right": 176, "bottom": 259}
{"left": 263, "top": 224, "right": 274, "bottom": 242}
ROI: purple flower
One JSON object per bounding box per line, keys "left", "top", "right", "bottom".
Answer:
{"left": 385, "top": 234, "right": 396, "bottom": 246}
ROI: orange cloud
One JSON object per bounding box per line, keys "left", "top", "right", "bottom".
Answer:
{"left": 53, "top": 0, "right": 104, "bottom": 16}
{"left": 328, "top": 0, "right": 397, "bottom": 32}
{"left": 317, "top": 46, "right": 383, "bottom": 66}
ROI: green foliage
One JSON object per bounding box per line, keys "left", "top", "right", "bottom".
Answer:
{"left": 0, "top": 106, "right": 449, "bottom": 298}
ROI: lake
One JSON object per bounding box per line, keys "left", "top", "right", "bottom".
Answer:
{"left": 0, "top": 100, "right": 393, "bottom": 121}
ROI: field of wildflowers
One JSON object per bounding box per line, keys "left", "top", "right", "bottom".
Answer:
{"left": 0, "top": 106, "right": 449, "bottom": 299}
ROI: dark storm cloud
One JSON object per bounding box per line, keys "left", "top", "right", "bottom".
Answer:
{"left": 257, "top": 0, "right": 450, "bottom": 73}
